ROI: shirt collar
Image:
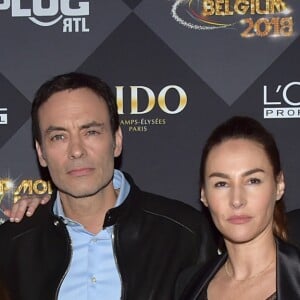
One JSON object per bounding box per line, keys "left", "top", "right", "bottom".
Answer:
{"left": 53, "top": 169, "right": 130, "bottom": 222}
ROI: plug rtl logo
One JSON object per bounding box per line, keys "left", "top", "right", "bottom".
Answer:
{"left": 0, "top": 0, "right": 90, "bottom": 32}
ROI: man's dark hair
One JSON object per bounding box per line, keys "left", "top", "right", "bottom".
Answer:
{"left": 31, "top": 72, "right": 119, "bottom": 143}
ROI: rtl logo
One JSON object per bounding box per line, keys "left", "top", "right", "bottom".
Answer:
{"left": 0, "top": 0, "right": 90, "bottom": 32}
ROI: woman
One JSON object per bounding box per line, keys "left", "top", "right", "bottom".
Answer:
{"left": 177, "top": 116, "right": 300, "bottom": 300}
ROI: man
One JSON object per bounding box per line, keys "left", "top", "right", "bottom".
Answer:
{"left": 0, "top": 72, "right": 217, "bottom": 300}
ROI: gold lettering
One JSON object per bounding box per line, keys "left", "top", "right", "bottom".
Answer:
{"left": 272, "top": 0, "right": 287, "bottom": 13}
{"left": 280, "top": 17, "right": 293, "bottom": 36}
{"left": 201, "top": 0, "right": 288, "bottom": 15}
{"left": 33, "top": 180, "right": 48, "bottom": 195}
{"left": 234, "top": 0, "right": 249, "bottom": 14}
{"left": 130, "top": 86, "right": 155, "bottom": 114}
{"left": 224, "top": 0, "right": 234, "bottom": 14}
{"left": 116, "top": 86, "right": 124, "bottom": 115}
{"left": 215, "top": 0, "right": 224, "bottom": 15}
{"left": 202, "top": 0, "right": 215, "bottom": 16}
{"left": 256, "top": 0, "right": 268, "bottom": 14}
{"left": 158, "top": 85, "right": 187, "bottom": 114}
{"left": 14, "top": 180, "right": 33, "bottom": 195}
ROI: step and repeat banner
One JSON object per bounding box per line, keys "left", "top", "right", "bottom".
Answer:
{"left": 0, "top": 0, "right": 299, "bottom": 211}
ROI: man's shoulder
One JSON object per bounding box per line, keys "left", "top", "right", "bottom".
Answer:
{"left": 124, "top": 173, "right": 199, "bottom": 212}
{"left": 0, "top": 203, "right": 52, "bottom": 238}
{"left": 139, "top": 189, "right": 200, "bottom": 215}
{"left": 132, "top": 188, "right": 212, "bottom": 232}
{"left": 127, "top": 187, "right": 218, "bottom": 260}
{"left": 122, "top": 172, "right": 216, "bottom": 234}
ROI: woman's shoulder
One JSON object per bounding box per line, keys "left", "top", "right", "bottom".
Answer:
{"left": 175, "top": 253, "right": 226, "bottom": 300}
{"left": 277, "top": 237, "right": 300, "bottom": 260}
{"left": 276, "top": 237, "right": 300, "bottom": 298}
{"left": 286, "top": 209, "right": 300, "bottom": 249}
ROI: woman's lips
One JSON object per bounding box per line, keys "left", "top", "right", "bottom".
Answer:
{"left": 227, "top": 215, "right": 252, "bottom": 224}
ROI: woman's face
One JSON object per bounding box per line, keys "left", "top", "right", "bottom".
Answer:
{"left": 201, "top": 138, "right": 285, "bottom": 244}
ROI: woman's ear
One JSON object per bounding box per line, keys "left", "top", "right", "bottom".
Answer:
{"left": 276, "top": 172, "right": 285, "bottom": 201}
{"left": 200, "top": 188, "right": 208, "bottom": 207}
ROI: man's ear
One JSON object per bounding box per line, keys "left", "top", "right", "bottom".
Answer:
{"left": 35, "top": 140, "right": 48, "bottom": 167}
{"left": 200, "top": 188, "right": 208, "bottom": 207}
{"left": 113, "top": 127, "right": 123, "bottom": 158}
{"left": 276, "top": 172, "right": 285, "bottom": 201}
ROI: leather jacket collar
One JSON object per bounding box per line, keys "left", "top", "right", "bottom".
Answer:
{"left": 179, "top": 238, "right": 300, "bottom": 300}
{"left": 46, "top": 172, "right": 138, "bottom": 228}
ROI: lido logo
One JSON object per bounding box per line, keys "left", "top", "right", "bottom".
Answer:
{"left": 0, "top": 0, "right": 90, "bottom": 32}
{"left": 116, "top": 85, "right": 187, "bottom": 115}
{"left": 116, "top": 85, "right": 187, "bottom": 133}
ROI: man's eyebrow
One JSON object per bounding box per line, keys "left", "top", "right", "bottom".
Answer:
{"left": 80, "top": 121, "right": 105, "bottom": 130}
{"left": 45, "top": 122, "right": 105, "bottom": 133}
{"left": 208, "top": 168, "right": 265, "bottom": 179}
{"left": 46, "top": 126, "right": 66, "bottom": 133}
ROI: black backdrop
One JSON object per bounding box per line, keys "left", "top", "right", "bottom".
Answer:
{"left": 0, "top": 0, "right": 299, "bottom": 211}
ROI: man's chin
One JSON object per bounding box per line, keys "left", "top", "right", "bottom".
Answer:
{"left": 58, "top": 188, "right": 101, "bottom": 199}
{"left": 56, "top": 178, "right": 113, "bottom": 200}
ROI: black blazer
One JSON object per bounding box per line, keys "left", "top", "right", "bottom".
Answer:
{"left": 176, "top": 238, "right": 300, "bottom": 300}
{"left": 287, "top": 209, "right": 300, "bottom": 249}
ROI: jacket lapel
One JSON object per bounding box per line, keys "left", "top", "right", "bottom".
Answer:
{"left": 276, "top": 238, "right": 300, "bottom": 299}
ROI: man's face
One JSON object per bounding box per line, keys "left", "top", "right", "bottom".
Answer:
{"left": 35, "top": 88, "right": 122, "bottom": 200}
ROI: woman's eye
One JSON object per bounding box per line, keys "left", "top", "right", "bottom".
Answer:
{"left": 248, "top": 178, "right": 261, "bottom": 184}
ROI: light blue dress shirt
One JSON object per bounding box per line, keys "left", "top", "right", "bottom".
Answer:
{"left": 53, "top": 170, "right": 130, "bottom": 300}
